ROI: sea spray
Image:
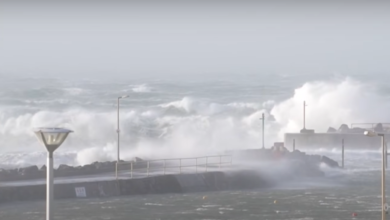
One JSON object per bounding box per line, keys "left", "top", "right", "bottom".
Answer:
{"left": 0, "top": 77, "right": 389, "bottom": 168}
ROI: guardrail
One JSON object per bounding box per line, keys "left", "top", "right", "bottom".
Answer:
{"left": 115, "top": 155, "right": 233, "bottom": 179}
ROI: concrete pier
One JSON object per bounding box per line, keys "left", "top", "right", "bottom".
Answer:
{"left": 284, "top": 123, "right": 390, "bottom": 150}
{"left": 284, "top": 132, "right": 387, "bottom": 150}
{"left": 0, "top": 170, "right": 273, "bottom": 204}
{"left": 0, "top": 149, "right": 341, "bottom": 204}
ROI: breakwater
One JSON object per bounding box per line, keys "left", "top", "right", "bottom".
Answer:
{"left": 0, "top": 149, "right": 338, "bottom": 183}
{"left": 0, "top": 155, "right": 231, "bottom": 182}
{"left": 0, "top": 148, "right": 341, "bottom": 204}
{"left": 0, "top": 170, "right": 275, "bottom": 204}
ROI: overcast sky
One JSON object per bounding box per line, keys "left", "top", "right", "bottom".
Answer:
{"left": 1, "top": 0, "right": 389, "bottom": 79}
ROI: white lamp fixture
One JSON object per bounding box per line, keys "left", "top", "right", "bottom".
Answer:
{"left": 35, "top": 128, "right": 73, "bottom": 153}
{"left": 364, "top": 130, "right": 386, "bottom": 220}
{"left": 34, "top": 127, "right": 73, "bottom": 220}
{"left": 364, "top": 130, "right": 379, "bottom": 137}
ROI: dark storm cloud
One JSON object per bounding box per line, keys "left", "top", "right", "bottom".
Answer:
{"left": 0, "top": 0, "right": 389, "bottom": 78}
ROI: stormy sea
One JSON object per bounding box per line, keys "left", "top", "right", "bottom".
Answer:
{"left": 0, "top": 73, "right": 390, "bottom": 219}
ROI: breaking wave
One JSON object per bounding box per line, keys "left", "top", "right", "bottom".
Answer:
{"left": 131, "top": 84, "right": 152, "bottom": 93}
{"left": 0, "top": 77, "right": 389, "bottom": 168}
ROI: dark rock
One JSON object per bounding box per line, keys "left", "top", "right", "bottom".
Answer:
{"left": 18, "top": 165, "right": 39, "bottom": 176}
{"left": 82, "top": 164, "right": 96, "bottom": 171}
{"left": 133, "top": 157, "right": 144, "bottom": 162}
{"left": 40, "top": 165, "right": 46, "bottom": 171}
{"left": 94, "top": 161, "right": 115, "bottom": 170}
{"left": 375, "top": 123, "right": 384, "bottom": 132}
{"left": 321, "top": 156, "right": 339, "bottom": 168}
{"left": 57, "top": 164, "right": 73, "bottom": 171}
{"left": 350, "top": 127, "right": 366, "bottom": 133}
{"left": 338, "top": 124, "right": 350, "bottom": 133}
{"left": 0, "top": 169, "right": 12, "bottom": 179}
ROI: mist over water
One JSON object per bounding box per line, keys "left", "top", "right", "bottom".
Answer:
{"left": 0, "top": 73, "right": 388, "bottom": 169}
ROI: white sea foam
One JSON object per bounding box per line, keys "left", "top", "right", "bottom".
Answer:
{"left": 63, "top": 88, "right": 86, "bottom": 96}
{"left": 0, "top": 77, "right": 388, "bottom": 168}
{"left": 271, "top": 77, "right": 390, "bottom": 139}
{"left": 132, "top": 84, "right": 152, "bottom": 93}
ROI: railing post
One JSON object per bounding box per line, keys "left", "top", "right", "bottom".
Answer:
{"left": 163, "top": 159, "right": 166, "bottom": 175}
{"left": 386, "top": 142, "right": 388, "bottom": 169}
{"left": 342, "top": 139, "right": 344, "bottom": 168}
{"left": 293, "top": 139, "right": 295, "bottom": 151}
{"left": 179, "top": 159, "right": 181, "bottom": 174}
{"left": 131, "top": 161, "right": 133, "bottom": 179}
{"left": 115, "top": 162, "right": 119, "bottom": 180}
{"left": 147, "top": 161, "right": 149, "bottom": 177}
{"left": 205, "top": 157, "right": 208, "bottom": 172}
{"left": 196, "top": 158, "right": 198, "bottom": 173}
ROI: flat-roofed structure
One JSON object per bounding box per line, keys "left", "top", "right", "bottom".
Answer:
{"left": 284, "top": 123, "right": 390, "bottom": 150}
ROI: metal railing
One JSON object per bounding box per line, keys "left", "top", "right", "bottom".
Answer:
{"left": 116, "top": 155, "right": 233, "bottom": 179}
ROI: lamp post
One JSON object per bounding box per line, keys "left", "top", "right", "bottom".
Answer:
{"left": 259, "top": 113, "right": 265, "bottom": 149}
{"left": 303, "top": 101, "right": 307, "bottom": 130}
{"left": 116, "top": 95, "right": 128, "bottom": 179}
{"left": 364, "top": 130, "right": 386, "bottom": 220}
{"left": 34, "top": 127, "right": 73, "bottom": 220}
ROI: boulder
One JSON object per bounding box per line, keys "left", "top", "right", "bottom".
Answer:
{"left": 0, "top": 169, "right": 18, "bottom": 180}
{"left": 40, "top": 165, "right": 46, "bottom": 171}
{"left": 350, "top": 127, "right": 366, "bottom": 133}
{"left": 338, "top": 124, "right": 350, "bottom": 133}
{"left": 374, "top": 123, "right": 384, "bottom": 132}
{"left": 321, "top": 156, "right": 339, "bottom": 168}
{"left": 82, "top": 164, "right": 95, "bottom": 171}
{"left": 133, "top": 157, "right": 144, "bottom": 162}
{"left": 18, "top": 165, "right": 39, "bottom": 176}
{"left": 57, "top": 164, "right": 73, "bottom": 171}
{"left": 94, "top": 161, "right": 116, "bottom": 170}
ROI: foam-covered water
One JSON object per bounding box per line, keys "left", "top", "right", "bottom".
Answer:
{"left": 0, "top": 73, "right": 390, "bottom": 168}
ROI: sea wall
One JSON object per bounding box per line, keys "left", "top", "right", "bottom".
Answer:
{"left": 0, "top": 170, "right": 277, "bottom": 204}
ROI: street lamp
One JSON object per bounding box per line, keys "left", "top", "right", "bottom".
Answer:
{"left": 259, "top": 113, "right": 265, "bottom": 149}
{"left": 116, "top": 95, "right": 128, "bottom": 179}
{"left": 303, "top": 101, "right": 307, "bottom": 130}
{"left": 34, "top": 127, "right": 73, "bottom": 220}
{"left": 364, "top": 130, "right": 387, "bottom": 220}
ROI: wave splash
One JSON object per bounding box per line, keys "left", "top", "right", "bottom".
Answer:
{"left": 0, "top": 77, "right": 388, "bottom": 168}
